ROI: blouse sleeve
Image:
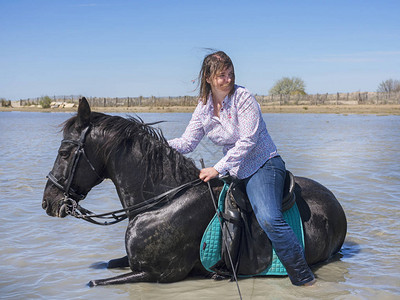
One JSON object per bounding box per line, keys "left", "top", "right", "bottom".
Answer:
{"left": 213, "top": 92, "right": 262, "bottom": 176}
{"left": 167, "top": 103, "right": 205, "bottom": 154}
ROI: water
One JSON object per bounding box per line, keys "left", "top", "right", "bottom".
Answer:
{"left": 0, "top": 111, "right": 399, "bottom": 299}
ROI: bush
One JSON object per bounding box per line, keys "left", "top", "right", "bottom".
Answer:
{"left": 40, "top": 96, "right": 52, "bottom": 108}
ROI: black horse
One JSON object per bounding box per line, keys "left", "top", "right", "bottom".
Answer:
{"left": 42, "top": 98, "right": 347, "bottom": 286}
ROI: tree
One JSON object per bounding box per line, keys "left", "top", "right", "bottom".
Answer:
{"left": 1, "top": 98, "right": 11, "bottom": 107}
{"left": 377, "top": 79, "right": 400, "bottom": 93}
{"left": 40, "top": 96, "right": 52, "bottom": 108}
{"left": 269, "top": 76, "right": 306, "bottom": 95}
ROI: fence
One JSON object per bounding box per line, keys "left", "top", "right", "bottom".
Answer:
{"left": 255, "top": 91, "right": 400, "bottom": 106}
{"left": 11, "top": 95, "right": 198, "bottom": 108}
{"left": 12, "top": 91, "right": 400, "bottom": 108}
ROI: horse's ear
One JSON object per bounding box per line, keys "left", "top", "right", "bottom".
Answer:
{"left": 76, "top": 97, "right": 91, "bottom": 129}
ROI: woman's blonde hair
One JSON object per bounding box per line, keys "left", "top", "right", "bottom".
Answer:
{"left": 198, "top": 51, "right": 235, "bottom": 104}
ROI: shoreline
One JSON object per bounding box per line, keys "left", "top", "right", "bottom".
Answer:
{"left": 1, "top": 104, "right": 399, "bottom": 115}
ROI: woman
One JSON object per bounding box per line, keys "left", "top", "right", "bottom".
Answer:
{"left": 168, "top": 51, "right": 315, "bottom": 286}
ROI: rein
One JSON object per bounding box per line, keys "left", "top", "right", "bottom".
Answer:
{"left": 63, "top": 178, "right": 203, "bottom": 225}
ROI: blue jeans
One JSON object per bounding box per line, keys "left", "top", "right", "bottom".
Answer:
{"left": 243, "top": 156, "right": 315, "bottom": 285}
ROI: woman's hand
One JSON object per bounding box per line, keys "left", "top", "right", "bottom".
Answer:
{"left": 199, "top": 167, "right": 219, "bottom": 182}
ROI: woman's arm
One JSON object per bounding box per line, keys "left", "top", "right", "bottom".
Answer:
{"left": 167, "top": 103, "right": 205, "bottom": 154}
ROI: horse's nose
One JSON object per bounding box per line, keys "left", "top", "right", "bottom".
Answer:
{"left": 42, "top": 198, "right": 48, "bottom": 209}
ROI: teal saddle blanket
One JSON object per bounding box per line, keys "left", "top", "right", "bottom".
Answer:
{"left": 200, "top": 183, "right": 304, "bottom": 276}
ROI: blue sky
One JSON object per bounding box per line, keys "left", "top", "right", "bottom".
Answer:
{"left": 1, "top": 0, "right": 399, "bottom": 100}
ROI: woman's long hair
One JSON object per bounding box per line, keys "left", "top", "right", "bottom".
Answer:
{"left": 198, "top": 51, "right": 235, "bottom": 104}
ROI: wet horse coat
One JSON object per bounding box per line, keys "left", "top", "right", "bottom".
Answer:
{"left": 42, "top": 98, "right": 347, "bottom": 286}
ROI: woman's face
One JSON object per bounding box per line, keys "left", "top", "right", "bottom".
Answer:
{"left": 207, "top": 66, "right": 234, "bottom": 95}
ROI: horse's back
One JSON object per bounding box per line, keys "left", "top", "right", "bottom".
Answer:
{"left": 294, "top": 176, "right": 347, "bottom": 265}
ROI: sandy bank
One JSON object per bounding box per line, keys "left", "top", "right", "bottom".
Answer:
{"left": 1, "top": 104, "right": 399, "bottom": 115}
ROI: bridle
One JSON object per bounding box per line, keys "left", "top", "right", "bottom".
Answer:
{"left": 46, "top": 123, "right": 203, "bottom": 225}
{"left": 47, "top": 124, "right": 104, "bottom": 216}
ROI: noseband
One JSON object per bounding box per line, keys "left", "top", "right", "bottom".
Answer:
{"left": 47, "top": 124, "right": 103, "bottom": 205}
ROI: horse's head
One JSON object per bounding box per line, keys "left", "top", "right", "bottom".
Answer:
{"left": 42, "top": 97, "right": 104, "bottom": 217}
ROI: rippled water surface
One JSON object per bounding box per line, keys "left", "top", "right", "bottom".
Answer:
{"left": 1, "top": 111, "right": 399, "bottom": 299}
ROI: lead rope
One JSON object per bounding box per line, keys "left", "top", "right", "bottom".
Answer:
{"left": 200, "top": 159, "right": 242, "bottom": 300}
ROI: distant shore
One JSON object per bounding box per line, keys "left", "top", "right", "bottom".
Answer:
{"left": 1, "top": 104, "right": 399, "bottom": 115}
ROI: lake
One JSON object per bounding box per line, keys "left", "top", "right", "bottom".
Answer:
{"left": 0, "top": 111, "right": 399, "bottom": 299}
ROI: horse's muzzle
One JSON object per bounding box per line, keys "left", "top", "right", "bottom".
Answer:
{"left": 58, "top": 203, "right": 70, "bottom": 218}
{"left": 42, "top": 197, "right": 69, "bottom": 218}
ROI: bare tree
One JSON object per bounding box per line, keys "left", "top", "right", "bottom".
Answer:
{"left": 377, "top": 79, "right": 400, "bottom": 93}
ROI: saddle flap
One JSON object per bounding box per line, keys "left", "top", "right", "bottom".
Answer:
{"left": 282, "top": 171, "right": 296, "bottom": 211}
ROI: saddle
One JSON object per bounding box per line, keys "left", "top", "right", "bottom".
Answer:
{"left": 209, "top": 170, "right": 296, "bottom": 276}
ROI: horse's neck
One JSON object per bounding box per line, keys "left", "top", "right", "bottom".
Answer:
{"left": 106, "top": 149, "right": 195, "bottom": 209}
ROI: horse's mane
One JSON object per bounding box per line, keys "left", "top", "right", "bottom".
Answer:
{"left": 62, "top": 112, "right": 199, "bottom": 183}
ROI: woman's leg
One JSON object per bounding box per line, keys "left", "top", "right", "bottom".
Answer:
{"left": 244, "top": 156, "right": 315, "bottom": 286}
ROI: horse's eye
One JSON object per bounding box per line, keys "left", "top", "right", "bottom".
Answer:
{"left": 58, "top": 150, "right": 70, "bottom": 158}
